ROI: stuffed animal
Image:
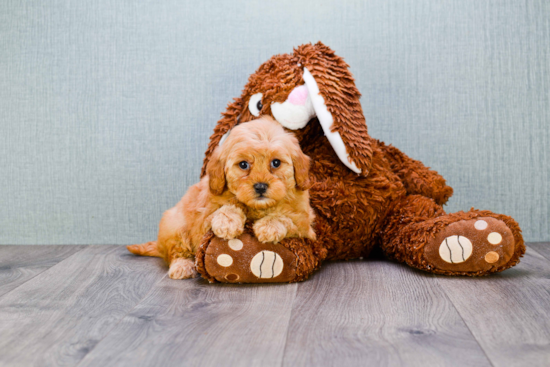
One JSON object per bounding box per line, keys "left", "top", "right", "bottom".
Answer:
{"left": 195, "top": 42, "right": 525, "bottom": 283}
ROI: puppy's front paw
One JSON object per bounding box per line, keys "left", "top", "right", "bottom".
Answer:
{"left": 168, "top": 258, "right": 198, "bottom": 279}
{"left": 253, "top": 217, "right": 290, "bottom": 243}
{"left": 211, "top": 205, "right": 246, "bottom": 240}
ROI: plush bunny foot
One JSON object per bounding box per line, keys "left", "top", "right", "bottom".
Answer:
{"left": 195, "top": 227, "right": 322, "bottom": 283}
{"left": 423, "top": 217, "right": 516, "bottom": 273}
{"left": 197, "top": 233, "right": 296, "bottom": 283}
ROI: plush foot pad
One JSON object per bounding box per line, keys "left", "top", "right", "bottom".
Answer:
{"left": 423, "top": 217, "right": 515, "bottom": 273}
{"left": 203, "top": 233, "right": 298, "bottom": 283}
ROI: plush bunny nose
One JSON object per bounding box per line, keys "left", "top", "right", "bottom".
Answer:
{"left": 271, "top": 84, "right": 315, "bottom": 130}
{"left": 254, "top": 183, "right": 268, "bottom": 194}
{"left": 287, "top": 85, "right": 309, "bottom": 105}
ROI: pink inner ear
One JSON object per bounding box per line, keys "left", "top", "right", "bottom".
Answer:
{"left": 287, "top": 85, "right": 309, "bottom": 106}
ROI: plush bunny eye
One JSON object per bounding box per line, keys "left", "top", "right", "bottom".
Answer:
{"left": 239, "top": 161, "right": 250, "bottom": 170}
{"left": 271, "top": 159, "right": 281, "bottom": 168}
{"left": 248, "top": 93, "right": 263, "bottom": 117}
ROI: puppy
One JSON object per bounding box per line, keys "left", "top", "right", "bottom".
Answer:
{"left": 127, "top": 116, "right": 316, "bottom": 279}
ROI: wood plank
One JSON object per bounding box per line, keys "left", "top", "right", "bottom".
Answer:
{"left": 0, "top": 245, "right": 86, "bottom": 298}
{"left": 78, "top": 278, "right": 297, "bottom": 367}
{"left": 0, "top": 245, "right": 166, "bottom": 367}
{"left": 281, "top": 259, "right": 491, "bottom": 367}
{"left": 528, "top": 242, "right": 550, "bottom": 261}
{"left": 436, "top": 246, "right": 550, "bottom": 367}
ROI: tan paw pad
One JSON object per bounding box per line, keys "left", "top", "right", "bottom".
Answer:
{"left": 487, "top": 232, "right": 502, "bottom": 245}
{"left": 439, "top": 235, "right": 473, "bottom": 264}
{"left": 474, "top": 220, "right": 488, "bottom": 230}
{"left": 485, "top": 251, "right": 500, "bottom": 263}
{"left": 228, "top": 239, "right": 243, "bottom": 251}
{"left": 250, "top": 251, "right": 283, "bottom": 279}
{"left": 217, "top": 254, "right": 233, "bottom": 267}
{"left": 225, "top": 273, "right": 239, "bottom": 281}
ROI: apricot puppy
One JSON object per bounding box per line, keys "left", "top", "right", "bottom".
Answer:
{"left": 127, "top": 117, "right": 316, "bottom": 279}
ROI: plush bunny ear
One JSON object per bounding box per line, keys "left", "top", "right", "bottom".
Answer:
{"left": 201, "top": 98, "right": 243, "bottom": 177}
{"left": 297, "top": 42, "right": 373, "bottom": 175}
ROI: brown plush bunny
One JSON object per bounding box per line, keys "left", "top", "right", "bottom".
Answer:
{"left": 195, "top": 42, "right": 525, "bottom": 283}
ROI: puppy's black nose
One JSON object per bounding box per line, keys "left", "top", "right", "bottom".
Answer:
{"left": 254, "top": 183, "right": 268, "bottom": 195}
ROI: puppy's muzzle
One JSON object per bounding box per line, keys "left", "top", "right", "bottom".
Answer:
{"left": 253, "top": 183, "right": 268, "bottom": 195}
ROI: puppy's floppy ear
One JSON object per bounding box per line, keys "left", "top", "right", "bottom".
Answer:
{"left": 201, "top": 98, "right": 243, "bottom": 177}
{"left": 206, "top": 146, "right": 226, "bottom": 195}
{"left": 292, "top": 148, "right": 312, "bottom": 191}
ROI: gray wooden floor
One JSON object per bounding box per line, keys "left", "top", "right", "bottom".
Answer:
{"left": 0, "top": 244, "right": 549, "bottom": 367}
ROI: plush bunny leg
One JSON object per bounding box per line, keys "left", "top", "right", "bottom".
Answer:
{"left": 379, "top": 195, "right": 525, "bottom": 275}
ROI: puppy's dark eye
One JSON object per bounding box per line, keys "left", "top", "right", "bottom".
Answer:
{"left": 239, "top": 161, "right": 250, "bottom": 170}
{"left": 256, "top": 100, "right": 263, "bottom": 111}
{"left": 271, "top": 159, "right": 281, "bottom": 168}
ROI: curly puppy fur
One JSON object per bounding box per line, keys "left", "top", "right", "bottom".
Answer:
{"left": 196, "top": 42, "right": 525, "bottom": 281}
{"left": 128, "top": 117, "right": 315, "bottom": 279}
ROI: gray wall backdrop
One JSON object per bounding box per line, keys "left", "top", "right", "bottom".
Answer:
{"left": 1, "top": 0, "right": 548, "bottom": 244}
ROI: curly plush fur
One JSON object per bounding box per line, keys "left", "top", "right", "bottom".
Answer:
{"left": 196, "top": 42, "right": 525, "bottom": 282}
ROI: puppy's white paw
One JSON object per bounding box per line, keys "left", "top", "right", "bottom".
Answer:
{"left": 253, "top": 217, "right": 290, "bottom": 243}
{"left": 211, "top": 205, "right": 245, "bottom": 240}
{"left": 168, "top": 258, "right": 198, "bottom": 279}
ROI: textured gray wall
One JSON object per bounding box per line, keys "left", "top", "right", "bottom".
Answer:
{"left": 1, "top": 0, "right": 548, "bottom": 244}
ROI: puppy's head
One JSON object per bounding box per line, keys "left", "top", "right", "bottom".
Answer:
{"left": 206, "top": 116, "right": 310, "bottom": 209}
